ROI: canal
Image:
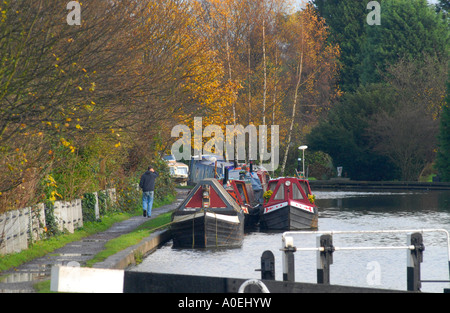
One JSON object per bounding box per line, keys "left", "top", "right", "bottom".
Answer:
{"left": 132, "top": 190, "right": 450, "bottom": 293}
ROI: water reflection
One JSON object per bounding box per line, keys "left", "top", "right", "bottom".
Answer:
{"left": 316, "top": 191, "right": 450, "bottom": 213}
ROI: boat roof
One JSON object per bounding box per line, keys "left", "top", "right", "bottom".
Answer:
{"left": 228, "top": 170, "right": 263, "bottom": 191}
{"left": 176, "top": 178, "right": 242, "bottom": 212}
{"left": 269, "top": 177, "right": 310, "bottom": 183}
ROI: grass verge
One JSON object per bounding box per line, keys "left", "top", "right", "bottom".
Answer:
{"left": 0, "top": 194, "right": 175, "bottom": 272}
{"left": 0, "top": 213, "right": 132, "bottom": 273}
{"left": 85, "top": 211, "right": 173, "bottom": 267}
{"left": 33, "top": 211, "right": 174, "bottom": 293}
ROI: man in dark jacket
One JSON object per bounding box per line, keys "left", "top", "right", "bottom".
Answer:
{"left": 139, "top": 166, "right": 159, "bottom": 218}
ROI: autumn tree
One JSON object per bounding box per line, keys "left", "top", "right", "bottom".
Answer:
{"left": 0, "top": 0, "right": 142, "bottom": 209}
{"left": 0, "top": 0, "right": 236, "bottom": 211}
{"left": 279, "top": 4, "right": 340, "bottom": 174}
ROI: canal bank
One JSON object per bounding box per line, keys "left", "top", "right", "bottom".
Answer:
{"left": 0, "top": 189, "right": 188, "bottom": 293}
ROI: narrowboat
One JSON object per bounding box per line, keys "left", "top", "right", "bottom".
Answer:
{"left": 222, "top": 176, "right": 261, "bottom": 229}
{"left": 260, "top": 177, "right": 318, "bottom": 230}
{"left": 171, "top": 178, "right": 245, "bottom": 249}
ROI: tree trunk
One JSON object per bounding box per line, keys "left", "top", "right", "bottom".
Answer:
{"left": 281, "top": 54, "right": 303, "bottom": 174}
{"left": 260, "top": 19, "right": 268, "bottom": 165}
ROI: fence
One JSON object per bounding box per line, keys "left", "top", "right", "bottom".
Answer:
{"left": 279, "top": 229, "right": 450, "bottom": 292}
{"left": 0, "top": 189, "right": 116, "bottom": 256}
{"left": 0, "top": 204, "right": 45, "bottom": 255}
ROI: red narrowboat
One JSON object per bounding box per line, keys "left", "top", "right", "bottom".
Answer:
{"left": 171, "top": 178, "right": 245, "bottom": 249}
{"left": 260, "top": 177, "right": 318, "bottom": 230}
{"left": 222, "top": 178, "right": 261, "bottom": 229}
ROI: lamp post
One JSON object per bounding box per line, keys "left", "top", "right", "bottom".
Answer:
{"left": 299, "top": 146, "right": 308, "bottom": 177}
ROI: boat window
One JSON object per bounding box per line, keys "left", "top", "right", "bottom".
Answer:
{"left": 176, "top": 167, "right": 188, "bottom": 175}
{"left": 299, "top": 181, "right": 310, "bottom": 197}
{"left": 269, "top": 182, "right": 278, "bottom": 191}
{"left": 236, "top": 183, "right": 247, "bottom": 204}
{"left": 274, "top": 184, "right": 284, "bottom": 200}
{"left": 292, "top": 183, "right": 304, "bottom": 200}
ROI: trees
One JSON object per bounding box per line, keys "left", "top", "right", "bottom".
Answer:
{"left": 369, "top": 106, "right": 439, "bottom": 181}
{"left": 360, "top": 0, "right": 449, "bottom": 85}
{"left": 367, "top": 56, "right": 445, "bottom": 181}
{"left": 313, "top": 0, "right": 367, "bottom": 92}
{"left": 279, "top": 4, "right": 340, "bottom": 174}
{"left": 308, "top": 55, "right": 447, "bottom": 181}
{"left": 180, "top": 1, "right": 339, "bottom": 175}
{"left": 0, "top": 0, "right": 143, "bottom": 209}
{"left": 308, "top": 0, "right": 449, "bottom": 181}
{"left": 307, "top": 84, "right": 398, "bottom": 181}
{"left": 436, "top": 0, "right": 450, "bottom": 15}
{"left": 0, "top": 0, "right": 240, "bottom": 211}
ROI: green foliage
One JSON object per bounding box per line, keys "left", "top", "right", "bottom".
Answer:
{"left": 48, "top": 135, "right": 126, "bottom": 201}
{"left": 152, "top": 157, "right": 176, "bottom": 202}
{"left": 116, "top": 180, "right": 142, "bottom": 213}
{"left": 313, "top": 0, "right": 367, "bottom": 92}
{"left": 310, "top": 0, "right": 449, "bottom": 181}
{"left": 307, "top": 84, "right": 399, "bottom": 181}
{"left": 436, "top": 75, "right": 450, "bottom": 181}
{"left": 313, "top": 0, "right": 449, "bottom": 89}
{"left": 81, "top": 193, "right": 98, "bottom": 222}
{"left": 360, "top": 0, "right": 449, "bottom": 85}
{"left": 43, "top": 202, "right": 60, "bottom": 238}
{"left": 307, "top": 151, "right": 335, "bottom": 180}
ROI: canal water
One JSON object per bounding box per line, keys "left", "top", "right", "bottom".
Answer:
{"left": 132, "top": 190, "right": 450, "bottom": 293}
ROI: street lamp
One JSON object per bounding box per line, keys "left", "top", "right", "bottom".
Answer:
{"left": 298, "top": 146, "right": 308, "bottom": 177}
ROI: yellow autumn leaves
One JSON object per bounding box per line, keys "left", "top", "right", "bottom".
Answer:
{"left": 44, "top": 174, "right": 62, "bottom": 203}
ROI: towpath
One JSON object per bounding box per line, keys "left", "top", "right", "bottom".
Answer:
{"left": 0, "top": 189, "right": 189, "bottom": 293}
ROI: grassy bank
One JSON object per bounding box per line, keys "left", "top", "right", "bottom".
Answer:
{"left": 33, "top": 210, "right": 174, "bottom": 293}
{"left": 85, "top": 211, "right": 173, "bottom": 267}
{"left": 0, "top": 194, "right": 175, "bottom": 273}
{"left": 0, "top": 213, "right": 132, "bottom": 273}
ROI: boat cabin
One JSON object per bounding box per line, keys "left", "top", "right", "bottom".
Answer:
{"left": 267, "top": 177, "right": 313, "bottom": 203}
{"left": 261, "top": 177, "right": 318, "bottom": 230}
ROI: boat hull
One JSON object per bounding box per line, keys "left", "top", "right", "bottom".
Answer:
{"left": 243, "top": 205, "right": 262, "bottom": 230}
{"left": 260, "top": 202, "right": 318, "bottom": 231}
{"left": 171, "top": 210, "right": 244, "bottom": 249}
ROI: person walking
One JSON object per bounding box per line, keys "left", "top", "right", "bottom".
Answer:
{"left": 139, "top": 165, "right": 159, "bottom": 218}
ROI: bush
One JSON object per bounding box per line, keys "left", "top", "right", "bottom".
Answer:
{"left": 82, "top": 193, "right": 98, "bottom": 222}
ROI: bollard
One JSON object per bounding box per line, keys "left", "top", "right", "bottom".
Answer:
{"left": 260, "top": 250, "right": 275, "bottom": 281}
{"left": 282, "top": 236, "right": 296, "bottom": 282}
{"left": 407, "top": 233, "right": 425, "bottom": 292}
{"left": 317, "top": 234, "right": 334, "bottom": 285}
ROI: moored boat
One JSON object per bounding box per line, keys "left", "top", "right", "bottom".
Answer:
{"left": 222, "top": 175, "right": 261, "bottom": 230}
{"left": 171, "top": 178, "right": 245, "bottom": 249}
{"left": 260, "top": 177, "right": 318, "bottom": 231}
